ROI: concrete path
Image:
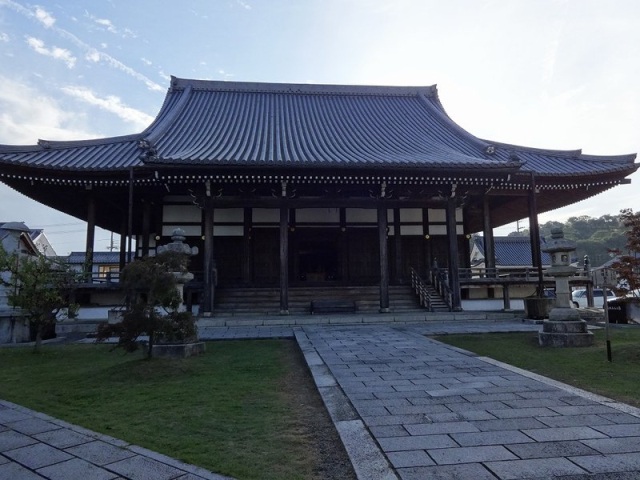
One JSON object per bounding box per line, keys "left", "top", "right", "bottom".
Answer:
{"left": 3, "top": 318, "right": 640, "bottom": 479}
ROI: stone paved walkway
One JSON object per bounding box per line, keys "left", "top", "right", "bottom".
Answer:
{"left": 295, "top": 323, "right": 640, "bottom": 479}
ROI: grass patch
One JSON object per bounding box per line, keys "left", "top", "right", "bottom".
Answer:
{"left": 0, "top": 340, "right": 336, "bottom": 480}
{"left": 433, "top": 326, "right": 640, "bottom": 408}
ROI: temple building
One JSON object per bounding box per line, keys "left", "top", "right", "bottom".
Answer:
{"left": 0, "top": 77, "right": 636, "bottom": 315}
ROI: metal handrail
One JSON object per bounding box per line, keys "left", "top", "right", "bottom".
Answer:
{"left": 431, "top": 268, "right": 453, "bottom": 310}
{"left": 410, "top": 267, "right": 432, "bottom": 311}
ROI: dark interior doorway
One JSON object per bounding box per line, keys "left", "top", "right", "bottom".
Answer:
{"left": 296, "top": 229, "right": 340, "bottom": 282}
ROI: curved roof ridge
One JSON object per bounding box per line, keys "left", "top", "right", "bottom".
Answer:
{"left": 416, "top": 92, "right": 497, "bottom": 156}
{"left": 486, "top": 139, "right": 584, "bottom": 157}
{"left": 0, "top": 133, "right": 143, "bottom": 153}
{"left": 170, "top": 76, "right": 438, "bottom": 97}
{"left": 489, "top": 139, "right": 637, "bottom": 164}
{"left": 579, "top": 152, "right": 637, "bottom": 163}
{"left": 144, "top": 84, "right": 193, "bottom": 145}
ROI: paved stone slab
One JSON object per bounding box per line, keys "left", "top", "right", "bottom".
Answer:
{"left": 523, "top": 425, "right": 608, "bottom": 442}
{"left": 37, "top": 457, "right": 119, "bottom": 480}
{"left": 593, "top": 423, "right": 640, "bottom": 437}
{"left": 471, "top": 417, "right": 548, "bottom": 432}
{"left": 65, "top": 440, "right": 135, "bottom": 466}
{"left": 570, "top": 452, "right": 640, "bottom": 474}
{"left": 33, "top": 428, "right": 94, "bottom": 449}
{"left": 0, "top": 461, "right": 45, "bottom": 479}
{"left": 4, "top": 442, "right": 72, "bottom": 469}
{"left": 397, "top": 462, "right": 498, "bottom": 479}
{"left": 0, "top": 430, "right": 38, "bottom": 452}
{"left": 0, "top": 408, "right": 31, "bottom": 424}
{"left": 582, "top": 436, "right": 640, "bottom": 454}
{"left": 106, "top": 454, "right": 188, "bottom": 480}
{"left": 505, "top": 440, "right": 600, "bottom": 459}
{"left": 537, "top": 413, "right": 615, "bottom": 428}
{"left": 7, "top": 417, "right": 61, "bottom": 435}
{"left": 485, "top": 456, "right": 588, "bottom": 478}
{"left": 404, "top": 421, "right": 478, "bottom": 436}
{"left": 450, "top": 429, "right": 535, "bottom": 447}
{"left": 378, "top": 434, "right": 457, "bottom": 452}
{"left": 386, "top": 450, "right": 434, "bottom": 468}
{"left": 428, "top": 445, "right": 517, "bottom": 464}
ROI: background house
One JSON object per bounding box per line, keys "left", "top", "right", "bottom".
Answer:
{"left": 0, "top": 221, "right": 40, "bottom": 343}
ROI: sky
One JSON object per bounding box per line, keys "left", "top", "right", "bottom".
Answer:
{"left": 0, "top": 0, "right": 639, "bottom": 255}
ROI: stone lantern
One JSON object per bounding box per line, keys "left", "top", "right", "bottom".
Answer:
{"left": 157, "top": 228, "right": 199, "bottom": 312}
{"left": 538, "top": 227, "right": 593, "bottom": 347}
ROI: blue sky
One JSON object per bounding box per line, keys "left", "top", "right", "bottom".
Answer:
{"left": 0, "top": 0, "right": 639, "bottom": 254}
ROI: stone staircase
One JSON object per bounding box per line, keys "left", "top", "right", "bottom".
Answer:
{"left": 419, "top": 284, "right": 451, "bottom": 312}
{"left": 212, "top": 284, "right": 426, "bottom": 316}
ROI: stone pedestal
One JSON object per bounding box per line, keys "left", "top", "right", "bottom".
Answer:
{"left": 538, "top": 319, "right": 594, "bottom": 347}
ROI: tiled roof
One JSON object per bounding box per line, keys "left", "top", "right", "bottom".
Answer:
{"left": 474, "top": 235, "right": 553, "bottom": 266}
{"left": 66, "top": 251, "right": 132, "bottom": 264}
{"left": 0, "top": 77, "right": 636, "bottom": 177}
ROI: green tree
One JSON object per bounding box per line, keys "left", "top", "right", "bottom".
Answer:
{"left": 96, "top": 251, "right": 196, "bottom": 358}
{"left": 0, "top": 245, "right": 78, "bottom": 350}
{"left": 610, "top": 209, "right": 640, "bottom": 298}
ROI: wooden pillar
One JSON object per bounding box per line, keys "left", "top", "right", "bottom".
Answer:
{"left": 127, "top": 167, "right": 134, "bottom": 259}
{"left": 378, "top": 204, "right": 390, "bottom": 313}
{"left": 84, "top": 192, "right": 96, "bottom": 279}
{"left": 422, "top": 208, "right": 431, "bottom": 278}
{"left": 279, "top": 205, "right": 289, "bottom": 314}
{"left": 339, "top": 208, "right": 348, "bottom": 282}
{"left": 503, "top": 284, "right": 512, "bottom": 311}
{"left": 394, "top": 208, "right": 403, "bottom": 284}
{"left": 528, "top": 173, "right": 544, "bottom": 295}
{"left": 119, "top": 218, "right": 127, "bottom": 271}
{"left": 446, "top": 197, "right": 462, "bottom": 311}
{"left": 482, "top": 195, "right": 496, "bottom": 298}
{"left": 141, "top": 201, "right": 151, "bottom": 257}
{"left": 243, "top": 207, "right": 252, "bottom": 285}
{"left": 202, "top": 199, "right": 215, "bottom": 316}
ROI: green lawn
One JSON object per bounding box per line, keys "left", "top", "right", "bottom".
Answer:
{"left": 0, "top": 340, "right": 328, "bottom": 480}
{"left": 433, "top": 326, "right": 640, "bottom": 408}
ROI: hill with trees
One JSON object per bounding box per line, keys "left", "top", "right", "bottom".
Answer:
{"left": 507, "top": 214, "right": 627, "bottom": 267}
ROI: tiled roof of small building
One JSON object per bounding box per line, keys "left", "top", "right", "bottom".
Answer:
{"left": 474, "top": 235, "right": 553, "bottom": 266}
{"left": 0, "top": 77, "right": 635, "bottom": 178}
{"left": 66, "top": 251, "right": 132, "bottom": 264}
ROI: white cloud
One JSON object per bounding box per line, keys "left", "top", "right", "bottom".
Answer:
{"left": 25, "top": 36, "right": 76, "bottom": 68}
{"left": 0, "top": 76, "right": 96, "bottom": 144}
{"left": 236, "top": 0, "right": 251, "bottom": 10}
{"left": 34, "top": 5, "right": 55, "bottom": 28}
{"left": 0, "top": 32, "right": 9, "bottom": 42}
{"left": 85, "top": 11, "right": 137, "bottom": 38}
{"left": 85, "top": 48, "right": 100, "bottom": 62}
{"left": 60, "top": 85, "right": 154, "bottom": 129}
{"left": 93, "top": 17, "right": 117, "bottom": 34}
{"left": 2, "top": 0, "right": 162, "bottom": 92}
{"left": 141, "top": 57, "right": 152, "bottom": 66}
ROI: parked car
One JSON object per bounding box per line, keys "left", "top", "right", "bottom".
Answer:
{"left": 571, "top": 288, "right": 616, "bottom": 308}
